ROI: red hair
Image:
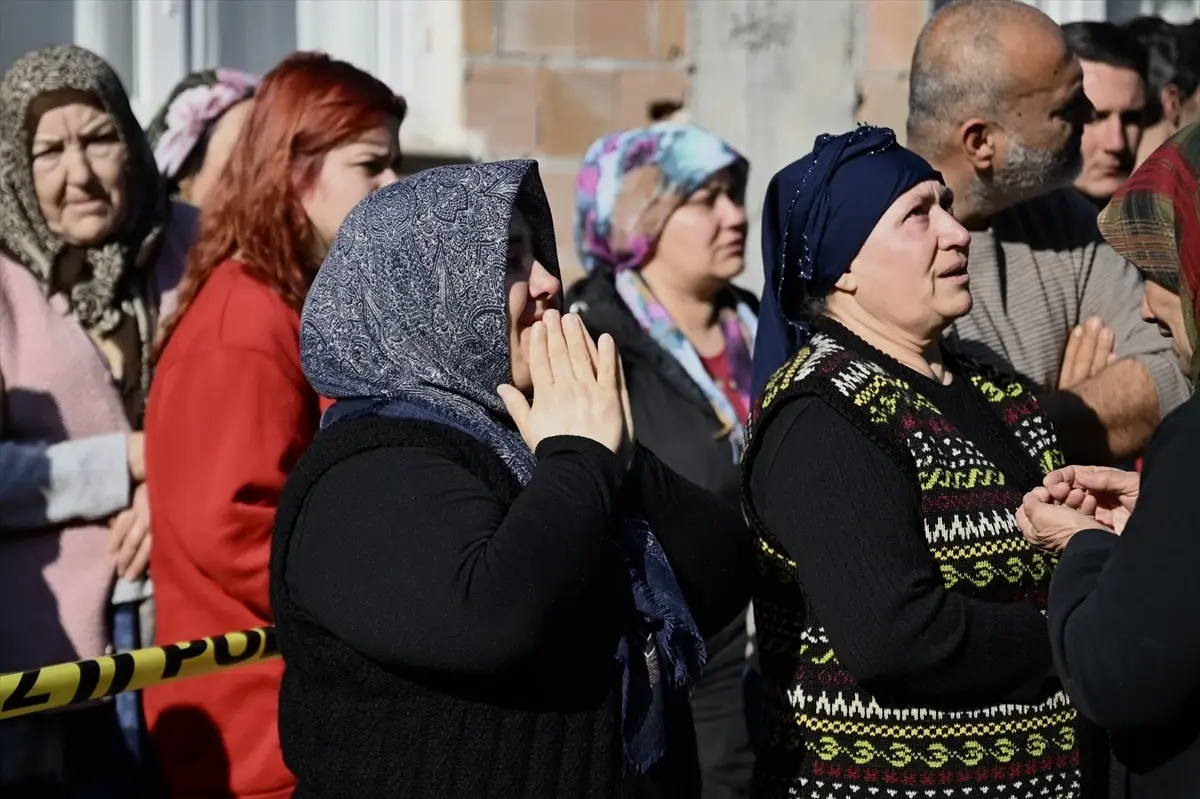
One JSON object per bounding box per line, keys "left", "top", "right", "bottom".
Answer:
{"left": 157, "top": 52, "right": 405, "bottom": 355}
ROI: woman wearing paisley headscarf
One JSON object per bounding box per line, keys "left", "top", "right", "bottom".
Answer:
{"left": 271, "top": 160, "right": 752, "bottom": 798}
{"left": 145, "top": 67, "right": 258, "bottom": 209}
{"left": 1017, "top": 123, "right": 1200, "bottom": 798}
{"left": 742, "top": 126, "right": 1087, "bottom": 798}
{"left": 566, "top": 123, "right": 757, "bottom": 799}
{"left": 0, "top": 44, "right": 195, "bottom": 795}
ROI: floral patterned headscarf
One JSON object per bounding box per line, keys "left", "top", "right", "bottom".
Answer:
{"left": 1098, "top": 122, "right": 1200, "bottom": 384}
{"left": 145, "top": 67, "right": 257, "bottom": 188}
{"left": 0, "top": 45, "right": 167, "bottom": 421}
{"left": 575, "top": 123, "right": 756, "bottom": 457}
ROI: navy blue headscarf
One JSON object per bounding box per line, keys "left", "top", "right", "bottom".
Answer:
{"left": 751, "top": 125, "right": 942, "bottom": 402}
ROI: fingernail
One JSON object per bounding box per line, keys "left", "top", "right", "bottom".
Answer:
{"left": 1087, "top": 317, "right": 1102, "bottom": 330}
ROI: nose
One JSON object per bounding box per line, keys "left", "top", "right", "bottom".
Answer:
{"left": 529, "top": 259, "right": 561, "bottom": 300}
{"left": 1097, "top": 114, "right": 1125, "bottom": 154}
{"left": 377, "top": 167, "right": 401, "bottom": 189}
{"left": 63, "top": 143, "right": 92, "bottom": 186}
{"left": 717, "top": 193, "right": 747, "bottom": 229}
{"left": 937, "top": 208, "right": 971, "bottom": 249}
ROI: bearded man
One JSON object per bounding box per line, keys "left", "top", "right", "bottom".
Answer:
{"left": 906, "top": 0, "right": 1189, "bottom": 465}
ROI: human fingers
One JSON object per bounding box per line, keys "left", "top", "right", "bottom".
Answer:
{"left": 1043, "top": 466, "right": 1076, "bottom": 489}
{"left": 526, "top": 320, "right": 553, "bottom": 390}
{"left": 1073, "top": 466, "right": 1139, "bottom": 496}
{"left": 1071, "top": 318, "right": 1102, "bottom": 384}
{"left": 107, "top": 510, "right": 134, "bottom": 558}
{"left": 1091, "top": 324, "right": 1114, "bottom": 376}
{"left": 497, "top": 384, "right": 532, "bottom": 431}
{"left": 116, "top": 516, "right": 149, "bottom": 577}
{"left": 1060, "top": 326, "right": 1085, "bottom": 388}
{"left": 617, "top": 349, "right": 635, "bottom": 448}
{"left": 596, "top": 332, "right": 618, "bottom": 393}
{"left": 542, "top": 310, "right": 575, "bottom": 385}
{"left": 562, "top": 313, "right": 596, "bottom": 381}
{"left": 124, "top": 533, "right": 152, "bottom": 581}
{"left": 577, "top": 317, "right": 601, "bottom": 367}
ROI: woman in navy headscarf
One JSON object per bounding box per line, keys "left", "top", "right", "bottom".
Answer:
{"left": 269, "top": 160, "right": 752, "bottom": 798}
{"left": 740, "top": 126, "right": 1087, "bottom": 798}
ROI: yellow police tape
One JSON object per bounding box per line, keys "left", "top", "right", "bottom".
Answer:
{"left": 0, "top": 626, "right": 279, "bottom": 720}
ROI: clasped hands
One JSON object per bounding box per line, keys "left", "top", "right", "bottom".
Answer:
{"left": 1016, "top": 464, "right": 1140, "bottom": 555}
{"left": 498, "top": 309, "right": 636, "bottom": 467}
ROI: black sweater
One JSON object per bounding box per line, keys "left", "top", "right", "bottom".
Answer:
{"left": 746, "top": 348, "right": 1056, "bottom": 706}
{"left": 270, "top": 416, "right": 751, "bottom": 799}
{"left": 1049, "top": 390, "right": 1200, "bottom": 799}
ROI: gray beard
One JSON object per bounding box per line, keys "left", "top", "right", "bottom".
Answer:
{"left": 970, "top": 134, "right": 1082, "bottom": 214}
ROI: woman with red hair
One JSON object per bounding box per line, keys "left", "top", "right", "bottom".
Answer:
{"left": 144, "top": 52, "right": 404, "bottom": 799}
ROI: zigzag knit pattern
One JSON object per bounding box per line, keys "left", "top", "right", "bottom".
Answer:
{"left": 743, "top": 332, "right": 1082, "bottom": 799}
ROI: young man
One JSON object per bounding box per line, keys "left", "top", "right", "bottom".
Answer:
{"left": 1063, "top": 21, "right": 1148, "bottom": 208}
{"left": 1124, "top": 17, "right": 1200, "bottom": 165}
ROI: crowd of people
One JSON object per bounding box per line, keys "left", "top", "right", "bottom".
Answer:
{"left": 0, "top": 1, "right": 1197, "bottom": 798}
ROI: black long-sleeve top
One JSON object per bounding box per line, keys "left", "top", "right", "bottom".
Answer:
{"left": 285, "top": 436, "right": 751, "bottom": 673}
{"left": 746, "top": 367, "right": 1057, "bottom": 707}
{"left": 274, "top": 419, "right": 752, "bottom": 799}
{"left": 1049, "top": 390, "right": 1200, "bottom": 798}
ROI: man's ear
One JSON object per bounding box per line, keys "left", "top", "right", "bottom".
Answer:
{"left": 1162, "top": 83, "right": 1183, "bottom": 127}
{"left": 961, "top": 118, "right": 999, "bottom": 171}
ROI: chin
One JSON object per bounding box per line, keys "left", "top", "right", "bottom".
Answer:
{"left": 60, "top": 216, "right": 118, "bottom": 248}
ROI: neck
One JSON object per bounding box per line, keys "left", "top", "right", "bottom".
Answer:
{"left": 638, "top": 266, "right": 724, "bottom": 345}
{"left": 825, "top": 307, "right": 950, "bottom": 384}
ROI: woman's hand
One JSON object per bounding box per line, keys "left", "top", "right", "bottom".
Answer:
{"left": 1044, "top": 465, "right": 1138, "bottom": 534}
{"left": 108, "top": 483, "right": 151, "bottom": 580}
{"left": 498, "top": 310, "right": 625, "bottom": 456}
{"left": 126, "top": 432, "right": 145, "bottom": 482}
{"left": 577, "top": 317, "right": 637, "bottom": 468}
{"left": 1016, "top": 483, "right": 1107, "bottom": 555}
{"left": 1058, "top": 316, "right": 1116, "bottom": 390}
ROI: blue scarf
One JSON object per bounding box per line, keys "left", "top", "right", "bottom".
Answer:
{"left": 751, "top": 125, "right": 942, "bottom": 402}
{"left": 302, "top": 161, "right": 705, "bottom": 775}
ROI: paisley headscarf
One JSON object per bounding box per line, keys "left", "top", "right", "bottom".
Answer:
{"left": 1098, "top": 122, "right": 1200, "bottom": 384}
{"left": 575, "top": 123, "right": 755, "bottom": 457}
{"left": 302, "top": 160, "right": 705, "bottom": 773}
{"left": 0, "top": 45, "right": 168, "bottom": 416}
{"left": 145, "top": 67, "right": 258, "bottom": 189}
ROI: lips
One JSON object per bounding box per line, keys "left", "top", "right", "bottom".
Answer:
{"left": 941, "top": 260, "right": 968, "bottom": 278}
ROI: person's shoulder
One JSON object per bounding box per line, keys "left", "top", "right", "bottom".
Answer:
{"left": 165, "top": 259, "right": 302, "bottom": 366}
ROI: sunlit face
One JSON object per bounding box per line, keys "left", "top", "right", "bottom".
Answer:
{"left": 1074, "top": 59, "right": 1145, "bottom": 203}
{"left": 506, "top": 208, "right": 561, "bottom": 394}
{"left": 1140, "top": 278, "right": 1192, "bottom": 373}
{"left": 180, "top": 98, "right": 252, "bottom": 209}
{"left": 831, "top": 180, "right": 972, "bottom": 340}
{"left": 648, "top": 168, "right": 748, "bottom": 289}
{"left": 28, "top": 91, "right": 128, "bottom": 247}
{"left": 300, "top": 116, "right": 402, "bottom": 258}
{"left": 988, "top": 45, "right": 1088, "bottom": 205}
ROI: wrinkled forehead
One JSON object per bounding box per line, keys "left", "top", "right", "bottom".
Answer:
{"left": 1, "top": 47, "right": 123, "bottom": 144}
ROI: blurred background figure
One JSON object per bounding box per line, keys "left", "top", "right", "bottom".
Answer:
{"left": 143, "top": 52, "right": 403, "bottom": 799}
{"left": 0, "top": 43, "right": 195, "bottom": 797}
{"left": 568, "top": 123, "right": 756, "bottom": 799}
{"left": 1124, "top": 16, "right": 1200, "bottom": 165}
{"left": 1063, "top": 21, "right": 1149, "bottom": 208}
{"left": 145, "top": 68, "right": 258, "bottom": 210}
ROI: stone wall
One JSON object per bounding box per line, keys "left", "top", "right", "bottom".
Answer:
{"left": 856, "top": 0, "right": 930, "bottom": 145}
{"left": 462, "top": 0, "right": 691, "bottom": 284}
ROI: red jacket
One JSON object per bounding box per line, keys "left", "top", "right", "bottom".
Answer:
{"left": 145, "top": 259, "right": 322, "bottom": 799}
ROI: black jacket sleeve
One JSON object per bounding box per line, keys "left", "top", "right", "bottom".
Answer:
{"left": 623, "top": 444, "right": 753, "bottom": 637}
{"left": 747, "top": 396, "right": 1055, "bottom": 706}
{"left": 1049, "top": 394, "right": 1200, "bottom": 730}
{"left": 285, "top": 435, "right": 626, "bottom": 675}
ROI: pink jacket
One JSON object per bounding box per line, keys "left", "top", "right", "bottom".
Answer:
{"left": 0, "top": 201, "right": 195, "bottom": 673}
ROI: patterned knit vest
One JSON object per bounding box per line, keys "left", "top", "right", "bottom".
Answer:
{"left": 742, "top": 329, "right": 1082, "bottom": 799}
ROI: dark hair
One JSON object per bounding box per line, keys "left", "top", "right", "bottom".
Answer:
{"left": 1123, "top": 17, "right": 1200, "bottom": 125}
{"left": 1062, "top": 21, "right": 1149, "bottom": 82}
